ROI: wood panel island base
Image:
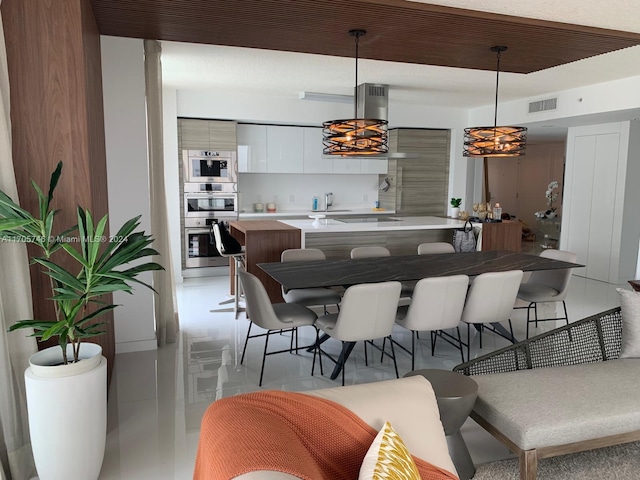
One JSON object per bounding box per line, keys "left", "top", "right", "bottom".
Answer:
{"left": 229, "top": 220, "right": 301, "bottom": 302}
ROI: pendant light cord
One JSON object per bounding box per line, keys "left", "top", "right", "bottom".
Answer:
{"left": 354, "top": 32, "right": 360, "bottom": 118}
{"left": 494, "top": 49, "right": 501, "bottom": 128}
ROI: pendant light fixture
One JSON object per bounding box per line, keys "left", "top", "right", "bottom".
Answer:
{"left": 323, "top": 30, "right": 388, "bottom": 156}
{"left": 463, "top": 46, "right": 527, "bottom": 157}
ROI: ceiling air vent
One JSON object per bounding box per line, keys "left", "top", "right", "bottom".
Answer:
{"left": 528, "top": 97, "right": 558, "bottom": 114}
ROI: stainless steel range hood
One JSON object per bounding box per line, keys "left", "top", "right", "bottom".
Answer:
{"left": 352, "top": 83, "right": 415, "bottom": 159}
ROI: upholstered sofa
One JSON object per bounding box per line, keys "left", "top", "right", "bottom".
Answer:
{"left": 194, "top": 376, "right": 459, "bottom": 479}
{"left": 454, "top": 306, "right": 640, "bottom": 480}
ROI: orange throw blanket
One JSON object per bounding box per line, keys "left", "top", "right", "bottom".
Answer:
{"left": 194, "top": 390, "right": 459, "bottom": 480}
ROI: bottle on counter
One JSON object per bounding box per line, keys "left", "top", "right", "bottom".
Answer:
{"left": 312, "top": 196, "right": 318, "bottom": 211}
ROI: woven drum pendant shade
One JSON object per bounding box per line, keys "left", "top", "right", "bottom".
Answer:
{"left": 323, "top": 30, "right": 388, "bottom": 156}
{"left": 463, "top": 46, "right": 527, "bottom": 158}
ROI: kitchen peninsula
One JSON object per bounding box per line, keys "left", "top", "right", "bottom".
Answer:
{"left": 230, "top": 216, "right": 522, "bottom": 301}
{"left": 280, "top": 216, "right": 467, "bottom": 258}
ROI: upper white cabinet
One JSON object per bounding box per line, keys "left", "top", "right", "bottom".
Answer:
{"left": 236, "top": 123, "right": 388, "bottom": 174}
{"left": 332, "top": 158, "right": 362, "bottom": 174}
{"left": 266, "top": 126, "right": 303, "bottom": 173}
{"left": 303, "top": 127, "right": 333, "bottom": 173}
{"left": 361, "top": 159, "right": 389, "bottom": 174}
{"left": 237, "top": 124, "right": 267, "bottom": 173}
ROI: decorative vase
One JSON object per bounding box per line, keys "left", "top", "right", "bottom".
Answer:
{"left": 546, "top": 211, "right": 556, "bottom": 219}
{"left": 25, "top": 343, "right": 106, "bottom": 480}
{"left": 451, "top": 207, "right": 460, "bottom": 218}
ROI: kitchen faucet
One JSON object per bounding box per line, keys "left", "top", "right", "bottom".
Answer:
{"left": 324, "top": 192, "right": 333, "bottom": 211}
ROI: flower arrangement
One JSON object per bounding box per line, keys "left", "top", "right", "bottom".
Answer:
{"left": 546, "top": 181, "right": 559, "bottom": 212}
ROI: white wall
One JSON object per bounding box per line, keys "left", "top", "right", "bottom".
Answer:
{"left": 101, "top": 36, "right": 157, "bottom": 353}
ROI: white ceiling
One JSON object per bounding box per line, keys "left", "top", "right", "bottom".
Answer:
{"left": 161, "top": 0, "right": 640, "bottom": 141}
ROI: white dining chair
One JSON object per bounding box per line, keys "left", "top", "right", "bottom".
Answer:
{"left": 393, "top": 275, "right": 469, "bottom": 368}
{"left": 350, "top": 246, "right": 391, "bottom": 259}
{"left": 239, "top": 270, "right": 317, "bottom": 386}
{"left": 516, "top": 249, "right": 577, "bottom": 338}
{"left": 461, "top": 270, "right": 524, "bottom": 360}
{"left": 417, "top": 242, "right": 455, "bottom": 254}
{"left": 350, "top": 246, "right": 411, "bottom": 301}
{"left": 281, "top": 248, "right": 341, "bottom": 314}
{"left": 313, "top": 281, "right": 402, "bottom": 386}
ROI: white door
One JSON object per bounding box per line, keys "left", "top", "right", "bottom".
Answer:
{"left": 237, "top": 124, "right": 267, "bottom": 173}
{"left": 303, "top": 127, "right": 333, "bottom": 173}
{"left": 267, "top": 126, "right": 303, "bottom": 173}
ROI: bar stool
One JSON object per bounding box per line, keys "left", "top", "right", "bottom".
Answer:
{"left": 211, "top": 222, "right": 246, "bottom": 319}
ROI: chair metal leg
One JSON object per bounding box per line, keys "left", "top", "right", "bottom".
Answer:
{"left": 563, "top": 300, "right": 569, "bottom": 326}
{"left": 341, "top": 341, "right": 348, "bottom": 386}
{"left": 508, "top": 319, "right": 515, "bottom": 343}
{"left": 457, "top": 326, "right": 464, "bottom": 363}
{"left": 431, "top": 330, "right": 436, "bottom": 355}
{"left": 312, "top": 328, "right": 324, "bottom": 376}
{"left": 526, "top": 302, "right": 533, "bottom": 339}
{"left": 479, "top": 325, "right": 483, "bottom": 349}
{"left": 534, "top": 302, "right": 539, "bottom": 327}
{"left": 240, "top": 322, "right": 253, "bottom": 364}
{"left": 388, "top": 335, "right": 399, "bottom": 378}
{"left": 411, "top": 330, "right": 416, "bottom": 371}
{"left": 467, "top": 323, "right": 471, "bottom": 361}
{"left": 259, "top": 331, "right": 270, "bottom": 386}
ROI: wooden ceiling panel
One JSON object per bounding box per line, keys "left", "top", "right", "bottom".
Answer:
{"left": 90, "top": 0, "right": 640, "bottom": 74}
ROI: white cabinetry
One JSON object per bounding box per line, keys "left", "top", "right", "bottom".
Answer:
{"left": 267, "top": 126, "right": 303, "bottom": 173}
{"left": 361, "top": 159, "right": 389, "bottom": 174}
{"left": 237, "top": 123, "right": 387, "bottom": 174}
{"left": 237, "top": 124, "right": 267, "bottom": 173}
{"left": 303, "top": 127, "right": 332, "bottom": 173}
{"left": 561, "top": 121, "right": 640, "bottom": 283}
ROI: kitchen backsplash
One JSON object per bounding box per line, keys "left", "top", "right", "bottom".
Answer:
{"left": 238, "top": 173, "right": 381, "bottom": 212}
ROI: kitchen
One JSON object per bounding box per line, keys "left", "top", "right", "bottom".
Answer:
{"left": 100, "top": 28, "right": 640, "bottom": 352}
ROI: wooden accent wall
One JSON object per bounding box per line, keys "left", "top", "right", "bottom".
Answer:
{"left": 2, "top": 0, "right": 114, "bottom": 380}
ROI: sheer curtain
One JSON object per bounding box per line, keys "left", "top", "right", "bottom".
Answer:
{"left": 143, "top": 40, "right": 179, "bottom": 346}
{"left": 0, "top": 7, "right": 37, "bottom": 480}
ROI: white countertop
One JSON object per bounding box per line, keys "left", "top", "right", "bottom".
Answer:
{"left": 238, "top": 208, "right": 395, "bottom": 219}
{"left": 279, "top": 216, "right": 468, "bottom": 233}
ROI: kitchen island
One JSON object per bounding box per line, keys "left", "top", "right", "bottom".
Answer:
{"left": 279, "top": 216, "right": 466, "bottom": 259}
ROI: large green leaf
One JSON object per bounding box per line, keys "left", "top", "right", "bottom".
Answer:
{"left": 0, "top": 218, "right": 32, "bottom": 232}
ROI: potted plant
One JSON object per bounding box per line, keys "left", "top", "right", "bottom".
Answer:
{"left": 0, "top": 162, "right": 163, "bottom": 480}
{"left": 450, "top": 197, "right": 462, "bottom": 218}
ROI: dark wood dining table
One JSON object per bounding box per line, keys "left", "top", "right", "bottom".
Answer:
{"left": 258, "top": 250, "right": 583, "bottom": 379}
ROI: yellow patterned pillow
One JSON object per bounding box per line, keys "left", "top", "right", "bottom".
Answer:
{"left": 359, "top": 421, "right": 421, "bottom": 480}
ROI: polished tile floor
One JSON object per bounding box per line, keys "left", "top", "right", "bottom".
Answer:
{"left": 98, "top": 272, "right": 627, "bottom": 479}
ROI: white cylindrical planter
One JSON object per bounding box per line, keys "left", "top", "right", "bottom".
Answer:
{"left": 451, "top": 207, "right": 460, "bottom": 218}
{"left": 25, "top": 344, "right": 107, "bottom": 480}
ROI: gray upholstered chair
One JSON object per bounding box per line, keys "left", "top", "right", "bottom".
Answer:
{"left": 417, "top": 242, "right": 455, "bottom": 254}
{"left": 281, "top": 248, "right": 341, "bottom": 313}
{"left": 350, "top": 246, "right": 411, "bottom": 300}
{"left": 238, "top": 270, "right": 317, "bottom": 386}
{"left": 461, "top": 270, "right": 524, "bottom": 360}
{"left": 516, "top": 249, "right": 577, "bottom": 338}
{"left": 394, "top": 275, "right": 469, "bottom": 368}
{"left": 350, "top": 246, "right": 390, "bottom": 258}
{"left": 212, "top": 222, "right": 246, "bottom": 318}
{"left": 313, "top": 281, "right": 402, "bottom": 385}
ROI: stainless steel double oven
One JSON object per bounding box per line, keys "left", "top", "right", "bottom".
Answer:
{"left": 183, "top": 182, "right": 238, "bottom": 269}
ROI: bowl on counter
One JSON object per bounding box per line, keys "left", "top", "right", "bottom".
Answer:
{"left": 266, "top": 203, "right": 276, "bottom": 213}
{"left": 253, "top": 203, "right": 264, "bottom": 213}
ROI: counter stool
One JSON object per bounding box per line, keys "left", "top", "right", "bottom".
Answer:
{"left": 211, "top": 223, "right": 246, "bottom": 319}
{"left": 404, "top": 369, "right": 478, "bottom": 480}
